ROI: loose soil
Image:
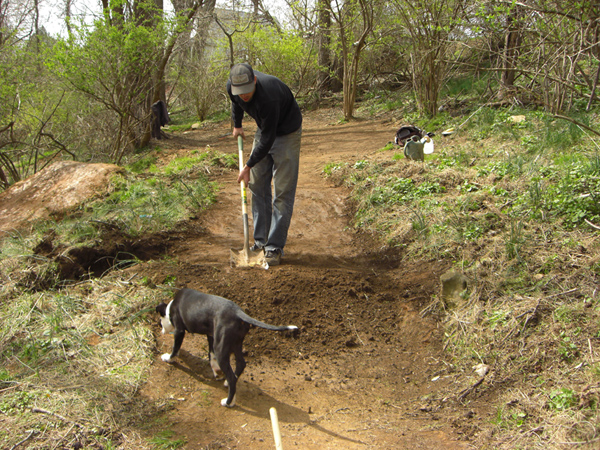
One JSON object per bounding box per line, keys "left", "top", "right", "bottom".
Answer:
{"left": 133, "top": 110, "right": 488, "bottom": 449}
{"left": 3, "top": 109, "right": 493, "bottom": 448}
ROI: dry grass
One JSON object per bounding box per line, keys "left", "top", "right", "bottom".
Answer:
{"left": 0, "top": 266, "right": 173, "bottom": 449}
{"left": 326, "top": 127, "right": 600, "bottom": 448}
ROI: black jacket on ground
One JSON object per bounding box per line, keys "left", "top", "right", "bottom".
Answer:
{"left": 227, "top": 70, "right": 302, "bottom": 168}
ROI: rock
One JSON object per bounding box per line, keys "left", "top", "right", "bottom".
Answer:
{"left": 509, "top": 115, "right": 526, "bottom": 123}
{"left": 473, "top": 363, "right": 489, "bottom": 377}
{"left": 0, "top": 161, "right": 122, "bottom": 235}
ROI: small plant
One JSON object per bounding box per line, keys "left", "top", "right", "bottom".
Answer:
{"left": 492, "top": 407, "right": 528, "bottom": 429}
{"left": 411, "top": 209, "right": 428, "bottom": 235}
{"left": 459, "top": 181, "right": 481, "bottom": 194}
{"left": 323, "top": 162, "right": 344, "bottom": 176}
{"left": 505, "top": 219, "right": 525, "bottom": 260}
{"left": 0, "top": 391, "right": 35, "bottom": 414}
{"left": 379, "top": 142, "right": 397, "bottom": 152}
{"left": 528, "top": 178, "right": 544, "bottom": 213}
{"left": 149, "top": 430, "right": 187, "bottom": 449}
{"left": 553, "top": 307, "right": 575, "bottom": 323}
{"left": 557, "top": 331, "right": 579, "bottom": 363}
{"left": 486, "top": 310, "right": 508, "bottom": 330}
{"left": 0, "top": 368, "right": 13, "bottom": 383}
{"left": 163, "top": 275, "right": 177, "bottom": 286}
{"left": 548, "top": 388, "right": 578, "bottom": 410}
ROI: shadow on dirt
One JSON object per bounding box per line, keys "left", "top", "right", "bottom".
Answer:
{"left": 164, "top": 349, "right": 369, "bottom": 447}
{"left": 31, "top": 227, "right": 177, "bottom": 286}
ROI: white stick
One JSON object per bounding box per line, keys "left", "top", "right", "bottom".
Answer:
{"left": 269, "top": 407, "right": 283, "bottom": 450}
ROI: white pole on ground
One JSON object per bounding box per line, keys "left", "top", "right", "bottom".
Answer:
{"left": 269, "top": 407, "right": 283, "bottom": 450}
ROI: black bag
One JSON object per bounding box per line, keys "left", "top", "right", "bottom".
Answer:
{"left": 151, "top": 100, "right": 170, "bottom": 140}
{"left": 394, "top": 125, "right": 423, "bottom": 146}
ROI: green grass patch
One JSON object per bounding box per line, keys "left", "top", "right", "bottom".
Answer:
{"left": 323, "top": 106, "right": 600, "bottom": 448}
{"left": 149, "top": 430, "right": 187, "bottom": 449}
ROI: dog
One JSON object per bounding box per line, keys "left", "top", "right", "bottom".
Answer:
{"left": 156, "top": 288, "right": 298, "bottom": 407}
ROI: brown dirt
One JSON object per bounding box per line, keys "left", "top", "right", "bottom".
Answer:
{"left": 1, "top": 109, "right": 490, "bottom": 448}
{"left": 132, "top": 111, "right": 485, "bottom": 449}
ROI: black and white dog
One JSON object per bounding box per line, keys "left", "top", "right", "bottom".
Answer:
{"left": 156, "top": 288, "right": 298, "bottom": 407}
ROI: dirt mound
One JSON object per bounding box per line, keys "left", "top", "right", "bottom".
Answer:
{"left": 0, "top": 160, "right": 122, "bottom": 235}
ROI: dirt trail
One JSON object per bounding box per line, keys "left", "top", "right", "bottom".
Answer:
{"left": 137, "top": 111, "right": 477, "bottom": 449}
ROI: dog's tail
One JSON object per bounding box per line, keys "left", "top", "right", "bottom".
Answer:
{"left": 238, "top": 311, "right": 298, "bottom": 332}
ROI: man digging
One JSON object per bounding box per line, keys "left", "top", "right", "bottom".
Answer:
{"left": 227, "top": 63, "right": 303, "bottom": 266}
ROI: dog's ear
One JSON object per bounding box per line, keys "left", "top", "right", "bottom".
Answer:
{"left": 156, "top": 303, "right": 167, "bottom": 316}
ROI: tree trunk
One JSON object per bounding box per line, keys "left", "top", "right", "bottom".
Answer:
{"left": 317, "top": 0, "right": 331, "bottom": 92}
{"left": 498, "top": 9, "right": 522, "bottom": 101}
{"left": 142, "top": 0, "right": 203, "bottom": 148}
{"left": 64, "top": 0, "right": 72, "bottom": 34}
{"left": 337, "top": 0, "right": 373, "bottom": 121}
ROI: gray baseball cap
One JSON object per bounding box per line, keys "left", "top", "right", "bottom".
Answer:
{"left": 230, "top": 63, "right": 256, "bottom": 95}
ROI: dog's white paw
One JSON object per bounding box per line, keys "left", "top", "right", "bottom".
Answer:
{"left": 224, "top": 380, "right": 229, "bottom": 387}
{"left": 161, "top": 353, "right": 173, "bottom": 362}
{"left": 221, "top": 396, "right": 236, "bottom": 407}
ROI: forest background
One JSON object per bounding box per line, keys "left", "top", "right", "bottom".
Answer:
{"left": 3, "top": 0, "right": 598, "bottom": 177}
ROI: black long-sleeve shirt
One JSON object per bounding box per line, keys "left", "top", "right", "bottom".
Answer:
{"left": 227, "top": 70, "right": 302, "bottom": 167}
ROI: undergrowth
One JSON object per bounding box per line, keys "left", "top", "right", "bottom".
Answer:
{"left": 0, "top": 271, "right": 175, "bottom": 449}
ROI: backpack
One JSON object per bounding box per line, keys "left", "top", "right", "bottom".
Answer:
{"left": 394, "top": 125, "right": 424, "bottom": 146}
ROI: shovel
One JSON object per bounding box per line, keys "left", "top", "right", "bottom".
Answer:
{"left": 230, "top": 136, "right": 268, "bottom": 269}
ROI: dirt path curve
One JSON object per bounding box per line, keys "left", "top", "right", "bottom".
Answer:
{"left": 137, "top": 111, "right": 473, "bottom": 449}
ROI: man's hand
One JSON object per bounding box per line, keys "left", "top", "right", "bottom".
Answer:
{"left": 237, "top": 165, "right": 251, "bottom": 186}
{"left": 233, "top": 127, "right": 245, "bottom": 140}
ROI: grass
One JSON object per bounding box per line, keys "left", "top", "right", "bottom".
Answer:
{"left": 90, "top": 174, "right": 215, "bottom": 236}
{"left": 0, "top": 274, "right": 171, "bottom": 449}
{"left": 2, "top": 95, "right": 600, "bottom": 448}
{"left": 58, "top": 148, "right": 229, "bottom": 242}
{"left": 149, "top": 430, "right": 187, "bottom": 449}
{"left": 325, "top": 104, "right": 600, "bottom": 448}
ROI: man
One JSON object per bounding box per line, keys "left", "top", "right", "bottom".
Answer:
{"left": 227, "top": 63, "right": 302, "bottom": 266}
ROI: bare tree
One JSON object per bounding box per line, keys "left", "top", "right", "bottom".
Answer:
{"left": 62, "top": 0, "right": 73, "bottom": 34}
{"left": 498, "top": 5, "right": 524, "bottom": 100}
{"left": 214, "top": 9, "right": 254, "bottom": 66}
{"left": 473, "top": 0, "right": 600, "bottom": 112}
{"left": 316, "top": 0, "right": 332, "bottom": 92}
{"left": 392, "top": 0, "right": 463, "bottom": 117}
{"left": 329, "top": 0, "right": 375, "bottom": 120}
{"left": 0, "top": 0, "right": 7, "bottom": 45}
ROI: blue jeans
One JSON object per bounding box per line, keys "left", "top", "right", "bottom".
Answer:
{"left": 249, "top": 127, "right": 302, "bottom": 253}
